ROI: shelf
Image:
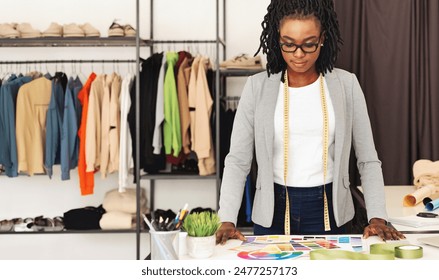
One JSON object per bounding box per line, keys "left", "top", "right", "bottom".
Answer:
{"left": 0, "top": 37, "right": 226, "bottom": 48}
{"left": 145, "top": 39, "right": 224, "bottom": 46}
{"left": 0, "top": 37, "right": 147, "bottom": 47}
{"left": 141, "top": 174, "right": 217, "bottom": 180}
{"left": 0, "top": 229, "right": 149, "bottom": 235}
{"left": 219, "top": 68, "right": 265, "bottom": 77}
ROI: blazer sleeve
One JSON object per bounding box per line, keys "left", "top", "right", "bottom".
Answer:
{"left": 218, "top": 76, "right": 256, "bottom": 226}
{"left": 350, "top": 74, "right": 388, "bottom": 221}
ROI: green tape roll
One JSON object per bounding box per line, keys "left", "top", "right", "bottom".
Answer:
{"left": 394, "top": 245, "right": 423, "bottom": 259}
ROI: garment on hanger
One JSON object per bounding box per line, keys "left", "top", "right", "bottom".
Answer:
{"left": 45, "top": 72, "right": 67, "bottom": 178}
{"left": 177, "top": 53, "right": 193, "bottom": 156}
{"left": 128, "top": 53, "right": 165, "bottom": 180}
{"left": 85, "top": 74, "right": 106, "bottom": 174}
{"left": 60, "top": 76, "right": 83, "bottom": 180}
{"left": 16, "top": 76, "right": 52, "bottom": 175}
{"left": 163, "top": 51, "right": 182, "bottom": 159}
{"left": 190, "top": 56, "right": 215, "bottom": 176}
{"left": 119, "top": 73, "right": 134, "bottom": 192}
{"left": 101, "top": 73, "right": 122, "bottom": 178}
{"left": 109, "top": 73, "right": 122, "bottom": 174}
{"left": 77, "top": 72, "right": 97, "bottom": 195}
{"left": 0, "top": 75, "right": 32, "bottom": 177}
{"left": 152, "top": 54, "right": 166, "bottom": 155}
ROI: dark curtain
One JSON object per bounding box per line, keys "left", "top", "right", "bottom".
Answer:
{"left": 334, "top": 0, "right": 439, "bottom": 185}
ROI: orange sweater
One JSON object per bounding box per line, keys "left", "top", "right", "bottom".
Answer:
{"left": 77, "top": 73, "right": 97, "bottom": 195}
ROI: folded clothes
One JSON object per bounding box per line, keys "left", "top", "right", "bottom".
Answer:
{"left": 64, "top": 205, "right": 105, "bottom": 230}
{"left": 102, "top": 188, "right": 148, "bottom": 214}
{"left": 100, "top": 211, "right": 134, "bottom": 230}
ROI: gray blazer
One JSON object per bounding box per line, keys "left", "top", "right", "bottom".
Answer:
{"left": 218, "top": 68, "right": 388, "bottom": 228}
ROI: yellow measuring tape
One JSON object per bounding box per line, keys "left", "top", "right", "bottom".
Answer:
{"left": 283, "top": 71, "right": 331, "bottom": 235}
{"left": 309, "top": 243, "right": 423, "bottom": 260}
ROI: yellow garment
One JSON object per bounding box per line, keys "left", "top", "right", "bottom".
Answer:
{"left": 16, "top": 77, "right": 52, "bottom": 175}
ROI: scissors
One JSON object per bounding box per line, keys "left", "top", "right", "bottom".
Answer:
{"left": 417, "top": 212, "right": 439, "bottom": 218}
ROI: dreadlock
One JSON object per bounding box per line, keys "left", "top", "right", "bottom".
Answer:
{"left": 254, "top": 0, "right": 342, "bottom": 76}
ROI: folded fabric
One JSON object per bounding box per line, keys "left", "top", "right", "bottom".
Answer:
{"left": 100, "top": 211, "right": 134, "bottom": 230}
{"left": 102, "top": 188, "right": 148, "bottom": 214}
{"left": 63, "top": 205, "right": 105, "bottom": 230}
{"left": 413, "top": 159, "right": 439, "bottom": 187}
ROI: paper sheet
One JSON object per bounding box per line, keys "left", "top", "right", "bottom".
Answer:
{"left": 389, "top": 212, "right": 439, "bottom": 228}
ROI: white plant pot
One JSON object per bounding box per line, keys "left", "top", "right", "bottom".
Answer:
{"left": 186, "top": 235, "right": 216, "bottom": 259}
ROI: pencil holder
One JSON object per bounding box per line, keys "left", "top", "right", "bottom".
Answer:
{"left": 150, "top": 230, "right": 180, "bottom": 260}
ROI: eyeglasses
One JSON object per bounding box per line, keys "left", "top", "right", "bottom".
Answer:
{"left": 279, "top": 33, "right": 323, "bottom": 54}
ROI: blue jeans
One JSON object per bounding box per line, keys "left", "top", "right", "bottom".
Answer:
{"left": 253, "top": 183, "right": 347, "bottom": 235}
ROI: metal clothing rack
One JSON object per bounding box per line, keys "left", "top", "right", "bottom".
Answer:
{"left": 144, "top": 0, "right": 226, "bottom": 224}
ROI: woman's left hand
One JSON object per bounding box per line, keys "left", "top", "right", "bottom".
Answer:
{"left": 363, "top": 218, "right": 406, "bottom": 241}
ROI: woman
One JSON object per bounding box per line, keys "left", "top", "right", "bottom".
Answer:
{"left": 216, "top": 0, "right": 404, "bottom": 244}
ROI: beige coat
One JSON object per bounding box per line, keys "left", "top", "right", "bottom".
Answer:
{"left": 188, "top": 55, "right": 216, "bottom": 175}
{"left": 86, "top": 74, "right": 105, "bottom": 172}
{"left": 177, "top": 57, "right": 192, "bottom": 154}
{"left": 16, "top": 77, "right": 52, "bottom": 175}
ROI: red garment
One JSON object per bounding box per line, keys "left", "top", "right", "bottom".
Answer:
{"left": 77, "top": 73, "right": 97, "bottom": 195}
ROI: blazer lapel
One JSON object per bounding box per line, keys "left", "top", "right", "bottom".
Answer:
{"left": 263, "top": 73, "right": 281, "bottom": 161}
{"left": 325, "top": 71, "right": 345, "bottom": 166}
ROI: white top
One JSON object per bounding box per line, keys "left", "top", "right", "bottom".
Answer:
{"left": 153, "top": 54, "right": 167, "bottom": 154}
{"left": 118, "top": 73, "right": 134, "bottom": 192}
{"left": 273, "top": 76, "right": 335, "bottom": 187}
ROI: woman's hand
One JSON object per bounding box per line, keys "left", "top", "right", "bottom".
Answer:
{"left": 363, "top": 218, "right": 406, "bottom": 241}
{"left": 215, "top": 222, "right": 246, "bottom": 245}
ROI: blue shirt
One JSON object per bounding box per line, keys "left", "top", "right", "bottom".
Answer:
{"left": 0, "top": 75, "right": 32, "bottom": 177}
{"left": 45, "top": 75, "right": 66, "bottom": 178}
{"left": 60, "top": 76, "right": 83, "bottom": 180}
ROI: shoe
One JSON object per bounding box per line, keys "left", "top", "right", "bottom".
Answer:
{"left": 123, "top": 24, "right": 136, "bottom": 37}
{"left": 220, "top": 54, "right": 263, "bottom": 69}
{"left": 15, "top": 23, "right": 41, "bottom": 38}
{"left": 63, "top": 23, "right": 85, "bottom": 37}
{"left": 0, "top": 219, "right": 13, "bottom": 231}
{"left": 0, "top": 23, "right": 19, "bottom": 38}
{"left": 80, "top": 22, "right": 100, "bottom": 37}
{"left": 108, "top": 21, "right": 124, "bottom": 37}
{"left": 53, "top": 216, "right": 64, "bottom": 231}
{"left": 42, "top": 22, "right": 63, "bottom": 37}
{"left": 14, "top": 217, "right": 34, "bottom": 232}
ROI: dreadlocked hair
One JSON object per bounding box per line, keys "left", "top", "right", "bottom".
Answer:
{"left": 254, "top": 0, "right": 343, "bottom": 76}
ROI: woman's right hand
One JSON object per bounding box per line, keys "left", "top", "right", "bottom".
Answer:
{"left": 215, "top": 222, "right": 246, "bottom": 245}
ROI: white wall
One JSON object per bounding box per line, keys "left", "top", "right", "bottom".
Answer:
{"left": 0, "top": 0, "right": 270, "bottom": 259}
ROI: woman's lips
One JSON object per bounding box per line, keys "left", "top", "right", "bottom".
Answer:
{"left": 292, "top": 61, "right": 307, "bottom": 67}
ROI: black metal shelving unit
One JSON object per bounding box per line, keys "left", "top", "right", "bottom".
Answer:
{"left": 143, "top": 0, "right": 226, "bottom": 217}
{"left": 0, "top": 1, "right": 145, "bottom": 260}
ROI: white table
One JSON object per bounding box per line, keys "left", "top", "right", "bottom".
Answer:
{"left": 179, "top": 233, "right": 439, "bottom": 260}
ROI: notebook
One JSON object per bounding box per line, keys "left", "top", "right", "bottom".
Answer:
{"left": 417, "top": 236, "right": 439, "bottom": 248}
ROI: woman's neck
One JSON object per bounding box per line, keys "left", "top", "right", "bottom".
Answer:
{"left": 287, "top": 70, "right": 319, "bottom": 88}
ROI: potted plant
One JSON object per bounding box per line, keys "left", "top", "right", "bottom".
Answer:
{"left": 182, "top": 211, "right": 221, "bottom": 259}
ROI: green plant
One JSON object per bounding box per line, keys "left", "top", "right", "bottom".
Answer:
{"left": 182, "top": 212, "right": 221, "bottom": 237}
